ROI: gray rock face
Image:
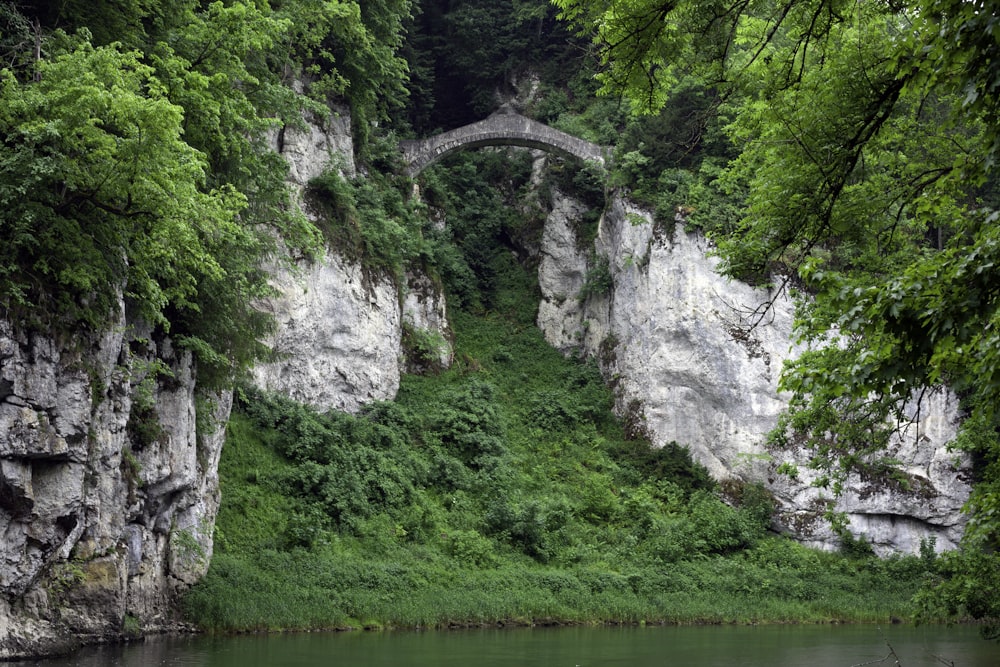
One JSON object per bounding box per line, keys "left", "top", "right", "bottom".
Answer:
{"left": 252, "top": 251, "right": 404, "bottom": 411}
{"left": 402, "top": 272, "right": 454, "bottom": 373}
{"left": 4, "top": 97, "right": 968, "bottom": 662}
{"left": 536, "top": 191, "right": 970, "bottom": 554}
{"left": 252, "top": 107, "right": 452, "bottom": 412}
{"left": 270, "top": 102, "right": 355, "bottom": 184}
{"left": 0, "top": 311, "right": 229, "bottom": 659}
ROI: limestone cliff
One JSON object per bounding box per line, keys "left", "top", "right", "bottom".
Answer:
{"left": 252, "top": 106, "right": 452, "bottom": 411}
{"left": 536, "top": 189, "right": 970, "bottom": 554}
{"left": 0, "top": 308, "right": 229, "bottom": 659}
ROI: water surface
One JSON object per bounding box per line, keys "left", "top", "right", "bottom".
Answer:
{"left": 22, "top": 624, "right": 997, "bottom": 666}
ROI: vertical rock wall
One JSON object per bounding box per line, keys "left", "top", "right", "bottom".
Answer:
{"left": 0, "top": 310, "right": 229, "bottom": 659}
{"left": 252, "top": 106, "right": 452, "bottom": 412}
{"left": 537, "top": 190, "right": 970, "bottom": 554}
{"left": 251, "top": 251, "right": 405, "bottom": 412}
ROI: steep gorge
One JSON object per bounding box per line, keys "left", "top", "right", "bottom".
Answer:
{"left": 0, "top": 109, "right": 972, "bottom": 657}
{"left": 254, "top": 110, "right": 970, "bottom": 556}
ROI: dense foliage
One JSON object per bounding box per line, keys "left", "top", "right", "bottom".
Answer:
{"left": 0, "top": 0, "right": 411, "bottom": 384}
{"left": 401, "top": 0, "right": 591, "bottom": 133}
{"left": 555, "top": 0, "right": 1000, "bottom": 631}
{"left": 305, "top": 145, "right": 431, "bottom": 286}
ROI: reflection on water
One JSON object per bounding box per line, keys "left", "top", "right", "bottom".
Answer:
{"left": 14, "top": 624, "right": 997, "bottom": 667}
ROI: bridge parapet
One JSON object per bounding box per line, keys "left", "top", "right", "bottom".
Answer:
{"left": 399, "top": 109, "right": 610, "bottom": 177}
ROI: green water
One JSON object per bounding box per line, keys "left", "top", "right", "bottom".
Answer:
{"left": 21, "top": 625, "right": 997, "bottom": 666}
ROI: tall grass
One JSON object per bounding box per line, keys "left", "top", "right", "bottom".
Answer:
{"left": 186, "top": 534, "right": 930, "bottom": 631}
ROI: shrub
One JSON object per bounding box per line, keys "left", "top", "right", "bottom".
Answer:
{"left": 526, "top": 389, "right": 583, "bottom": 431}
{"left": 485, "top": 496, "right": 570, "bottom": 563}
{"left": 613, "top": 439, "right": 715, "bottom": 495}
{"left": 686, "top": 491, "right": 762, "bottom": 555}
{"left": 429, "top": 379, "right": 507, "bottom": 466}
{"left": 578, "top": 254, "right": 613, "bottom": 302}
{"left": 443, "top": 530, "right": 499, "bottom": 568}
{"left": 239, "top": 389, "right": 423, "bottom": 531}
{"left": 306, "top": 169, "right": 427, "bottom": 284}
{"left": 401, "top": 322, "right": 448, "bottom": 374}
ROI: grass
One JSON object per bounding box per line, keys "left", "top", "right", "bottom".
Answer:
{"left": 187, "top": 545, "right": 928, "bottom": 631}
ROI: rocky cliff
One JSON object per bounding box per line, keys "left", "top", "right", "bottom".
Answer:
{"left": 0, "top": 307, "right": 229, "bottom": 658}
{"left": 0, "top": 102, "right": 453, "bottom": 659}
{"left": 536, "top": 188, "right": 970, "bottom": 555}
{"left": 252, "top": 106, "right": 452, "bottom": 410}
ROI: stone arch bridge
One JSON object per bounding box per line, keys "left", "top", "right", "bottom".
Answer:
{"left": 399, "top": 108, "right": 611, "bottom": 177}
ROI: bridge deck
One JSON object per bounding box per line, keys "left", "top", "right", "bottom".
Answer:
{"left": 399, "top": 110, "right": 610, "bottom": 176}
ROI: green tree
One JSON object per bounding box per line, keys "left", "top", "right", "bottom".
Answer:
{"left": 272, "top": 0, "right": 412, "bottom": 149}
{"left": 0, "top": 0, "right": 413, "bottom": 385}
{"left": 402, "top": 0, "right": 586, "bottom": 132}
{"left": 0, "top": 41, "right": 244, "bottom": 326}
{"left": 0, "top": 2, "right": 316, "bottom": 385}
{"left": 554, "top": 0, "right": 1000, "bottom": 629}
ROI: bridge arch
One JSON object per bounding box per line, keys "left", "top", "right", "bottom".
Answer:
{"left": 399, "top": 108, "right": 610, "bottom": 177}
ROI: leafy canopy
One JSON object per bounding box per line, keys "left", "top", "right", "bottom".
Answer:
{"left": 0, "top": 40, "right": 247, "bottom": 328}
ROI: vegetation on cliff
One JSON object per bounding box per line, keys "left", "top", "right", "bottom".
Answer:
{"left": 555, "top": 0, "right": 1000, "bottom": 632}
{"left": 187, "top": 152, "right": 935, "bottom": 629}
{"left": 0, "top": 0, "right": 411, "bottom": 385}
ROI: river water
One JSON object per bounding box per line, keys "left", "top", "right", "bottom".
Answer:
{"left": 17, "top": 624, "right": 997, "bottom": 666}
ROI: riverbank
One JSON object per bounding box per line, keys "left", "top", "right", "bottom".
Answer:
{"left": 185, "top": 528, "right": 933, "bottom": 632}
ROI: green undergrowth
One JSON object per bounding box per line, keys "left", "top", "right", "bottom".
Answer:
{"left": 185, "top": 252, "right": 934, "bottom": 632}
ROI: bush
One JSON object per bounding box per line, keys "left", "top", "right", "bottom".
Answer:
{"left": 526, "top": 389, "right": 584, "bottom": 431}
{"left": 578, "top": 254, "right": 613, "bottom": 302}
{"left": 306, "top": 169, "right": 429, "bottom": 284}
{"left": 401, "top": 322, "right": 448, "bottom": 374}
{"left": 613, "top": 439, "right": 715, "bottom": 495}
{"left": 484, "top": 495, "right": 572, "bottom": 563}
{"left": 239, "top": 389, "right": 424, "bottom": 531}
{"left": 686, "top": 491, "right": 763, "bottom": 555}
{"left": 429, "top": 379, "right": 508, "bottom": 466}
{"left": 444, "top": 530, "right": 499, "bottom": 568}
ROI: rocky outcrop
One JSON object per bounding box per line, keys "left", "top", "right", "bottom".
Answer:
{"left": 252, "top": 107, "right": 452, "bottom": 412}
{"left": 3, "top": 94, "right": 966, "bottom": 658}
{"left": 274, "top": 101, "right": 356, "bottom": 185}
{"left": 402, "top": 272, "right": 454, "bottom": 374}
{"left": 537, "top": 190, "right": 970, "bottom": 554}
{"left": 251, "top": 251, "right": 404, "bottom": 412}
{"left": 0, "top": 310, "right": 229, "bottom": 659}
